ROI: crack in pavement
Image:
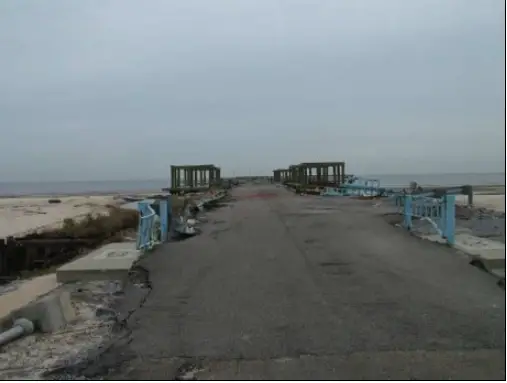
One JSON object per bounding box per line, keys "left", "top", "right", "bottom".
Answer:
{"left": 42, "top": 264, "right": 153, "bottom": 380}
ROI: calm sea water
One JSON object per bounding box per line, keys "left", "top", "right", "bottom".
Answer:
{"left": 0, "top": 173, "right": 504, "bottom": 196}
{"left": 0, "top": 179, "right": 169, "bottom": 197}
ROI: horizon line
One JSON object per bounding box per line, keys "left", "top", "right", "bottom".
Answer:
{"left": 0, "top": 171, "right": 504, "bottom": 184}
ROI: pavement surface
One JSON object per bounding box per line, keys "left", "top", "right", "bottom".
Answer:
{"left": 91, "top": 185, "right": 505, "bottom": 380}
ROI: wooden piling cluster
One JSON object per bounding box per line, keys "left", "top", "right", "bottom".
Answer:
{"left": 169, "top": 164, "right": 222, "bottom": 194}
{"left": 273, "top": 162, "right": 346, "bottom": 191}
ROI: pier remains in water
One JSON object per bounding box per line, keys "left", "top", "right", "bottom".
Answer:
{"left": 168, "top": 164, "right": 221, "bottom": 194}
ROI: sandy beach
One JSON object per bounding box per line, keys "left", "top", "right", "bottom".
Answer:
{"left": 456, "top": 185, "right": 505, "bottom": 213}
{"left": 421, "top": 184, "right": 505, "bottom": 213}
{"left": 0, "top": 195, "right": 119, "bottom": 238}
{"left": 456, "top": 194, "right": 505, "bottom": 213}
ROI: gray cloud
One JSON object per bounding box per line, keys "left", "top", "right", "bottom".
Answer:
{"left": 0, "top": 0, "right": 504, "bottom": 181}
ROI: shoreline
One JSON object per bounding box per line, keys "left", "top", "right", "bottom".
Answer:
{"left": 0, "top": 183, "right": 503, "bottom": 239}
{"left": 0, "top": 189, "right": 164, "bottom": 199}
{"left": 0, "top": 195, "right": 124, "bottom": 238}
{"left": 0, "top": 183, "right": 504, "bottom": 198}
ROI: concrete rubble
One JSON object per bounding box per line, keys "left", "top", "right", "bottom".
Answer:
{"left": 0, "top": 189, "right": 229, "bottom": 379}
{"left": 392, "top": 203, "right": 505, "bottom": 287}
{"left": 0, "top": 280, "right": 123, "bottom": 380}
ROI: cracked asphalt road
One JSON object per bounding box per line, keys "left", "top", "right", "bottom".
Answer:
{"left": 104, "top": 185, "right": 505, "bottom": 380}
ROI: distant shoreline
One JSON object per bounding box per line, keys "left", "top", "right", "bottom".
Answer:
{"left": 0, "top": 183, "right": 504, "bottom": 198}
{"left": 0, "top": 189, "right": 164, "bottom": 198}
{"left": 0, "top": 172, "right": 504, "bottom": 197}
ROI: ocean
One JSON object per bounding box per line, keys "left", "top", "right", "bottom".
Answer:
{"left": 0, "top": 173, "right": 504, "bottom": 196}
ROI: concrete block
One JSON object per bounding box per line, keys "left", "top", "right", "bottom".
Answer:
{"left": 453, "top": 234, "right": 505, "bottom": 270}
{"left": 56, "top": 242, "right": 140, "bottom": 284}
{"left": 419, "top": 233, "right": 447, "bottom": 244}
{"left": 470, "top": 249, "right": 506, "bottom": 270}
{"left": 0, "top": 274, "right": 59, "bottom": 323}
{"left": 490, "top": 268, "right": 506, "bottom": 280}
{"left": 454, "top": 233, "right": 505, "bottom": 254}
{"left": 9, "top": 291, "right": 76, "bottom": 333}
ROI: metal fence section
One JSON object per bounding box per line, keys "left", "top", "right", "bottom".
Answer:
{"left": 320, "top": 177, "right": 381, "bottom": 197}
{"left": 320, "top": 187, "right": 342, "bottom": 196}
{"left": 159, "top": 197, "right": 171, "bottom": 243}
{"left": 136, "top": 192, "right": 228, "bottom": 248}
{"left": 136, "top": 198, "right": 172, "bottom": 251}
{"left": 402, "top": 194, "right": 456, "bottom": 245}
{"left": 136, "top": 201, "right": 157, "bottom": 251}
{"left": 345, "top": 178, "right": 380, "bottom": 196}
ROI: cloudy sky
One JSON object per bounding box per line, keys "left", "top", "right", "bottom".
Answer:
{"left": 0, "top": 0, "right": 504, "bottom": 181}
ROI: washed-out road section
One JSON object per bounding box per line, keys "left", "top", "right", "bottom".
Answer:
{"left": 96, "top": 185, "right": 505, "bottom": 380}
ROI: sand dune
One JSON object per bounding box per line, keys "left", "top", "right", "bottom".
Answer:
{"left": 0, "top": 196, "right": 118, "bottom": 238}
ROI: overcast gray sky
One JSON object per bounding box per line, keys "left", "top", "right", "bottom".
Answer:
{"left": 0, "top": 0, "right": 505, "bottom": 181}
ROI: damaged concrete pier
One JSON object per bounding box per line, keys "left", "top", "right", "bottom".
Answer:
{"left": 279, "top": 161, "right": 346, "bottom": 192}
{"left": 90, "top": 184, "right": 504, "bottom": 380}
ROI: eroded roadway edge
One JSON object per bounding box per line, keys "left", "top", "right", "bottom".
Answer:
{"left": 83, "top": 185, "right": 505, "bottom": 380}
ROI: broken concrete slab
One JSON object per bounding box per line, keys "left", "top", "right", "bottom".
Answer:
{"left": 490, "top": 269, "right": 505, "bottom": 288}
{"left": 453, "top": 233, "right": 505, "bottom": 270}
{"left": 56, "top": 242, "right": 140, "bottom": 284}
{"left": 6, "top": 291, "right": 76, "bottom": 333}
{"left": 490, "top": 268, "right": 505, "bottom": 280}
{"left": 468, "top": 249, "right": 506, "bottom": 270}
{"left": 453, "top": 233, "right": 505, "bottom": 254}
{"left": 419, "top": 233, "right": 447, "bottom": 244}
{"left": 0, "top": 274, "right": 59, "bottom": 323}
{"left": 409, "top": 230, "right": 505, "bottom": 282}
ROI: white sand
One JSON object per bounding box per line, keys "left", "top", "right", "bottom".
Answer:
{"left": 456, "top": 194, "right": 505, "bottom": 213}
{"left": 0, "top": 195, "right": 118, "bottom": 238}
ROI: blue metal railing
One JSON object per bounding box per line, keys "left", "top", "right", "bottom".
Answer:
{"left": 320, "top": 181, "right": 457, "bottom": 244}
{"left": 135, "top": 192, "right": 229, "bottom": 249}
{"left": 321, "top": 177, "right": 381, "bottom": 197}
{"left": 136, "top": 197, "right": 171, "bottom": 251}
{"left": 399, "top": 194, "right": 456, "bottom": 244}
{"left": 136, "top": 201, "right": 157, "bottom": 251}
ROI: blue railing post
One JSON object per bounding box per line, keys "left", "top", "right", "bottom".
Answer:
{"left": 403, "top": 195, "right": 412, "bottom": 230}
{"left": 444, "top": 194, "right": 456, "bottom": 245}
{"left": 137, "top": 201, "right": 148, "bottom": 250}
{"left": 167, "top": 195, "right": 172, "bottom": 236}
{"left": 160, "top": 199, "right": 168, "bottom": 242}
{"left": 136, "top": 201, "right": 157, "bottom": 250}
{"left": 136, "top": 208, "right": 143, "bottom": 250}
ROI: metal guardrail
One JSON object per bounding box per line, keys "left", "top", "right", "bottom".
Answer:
{"left": 395, "top": 194, "right": 456, "bottom": 244}
{"left": 136, "top": 192, "right": 227, "bottom": 247}
{"left": 320, "top": 178, "right": 381, "bottom": 197}
{"left": 136, "top": 201, "right": 157, "bottom": 251}
{"left": 136, "top": 197, "right": 171, "bottom": 251}
{"left": 319, "top": 180, "right": 457, "bottom": 244}
{"left": 173, "top": 191, "right": 228, "bottom": 235}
